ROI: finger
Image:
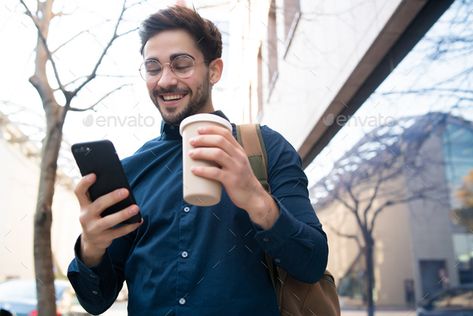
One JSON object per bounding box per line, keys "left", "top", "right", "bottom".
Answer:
{"left": 189, "top": 134, "right": 238, "bottom": 157}
{"left": 89, "top": 188, "right": 130, "bottom": 217}
{"left": 74, "top": 174, "right": 96, "bottom": 208}
{"left": 108, "top": 219, "right": 143, "bottom": 240}
{"left": 191, "top": 165, "right": 224, "bottom": 183}
{"left": 188, "top": 147, "right": 233, "bottom": 169}
{"left": 84, "top": 219, "right": 141, "bottom": 250}
{"left": 96, "top": 204, "right": 141, "bottom": 231}
{"left": 197, "top": 125, "right": 238, "bottom": 145}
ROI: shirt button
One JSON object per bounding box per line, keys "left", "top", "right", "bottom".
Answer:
{"left": 181, "top": 251, "right": 189, "bottom": 258}
{"left": 92, "top": 290, "right": 98, "bottom": 295}
{"left": 263, "top": 237, "right": 270, "bottom": 242}
{"left": 274, "top": 258, "right": 281, "bottom": 264}
{"left": 183, "top": 206, "right": 190, "bottom": 213}
{"left": 178, "top": 297, "right": 186, "bottom": 305}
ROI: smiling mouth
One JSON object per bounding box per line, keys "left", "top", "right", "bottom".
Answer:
{"left": 159, "top": 93, "right": 188, "bottom": 102}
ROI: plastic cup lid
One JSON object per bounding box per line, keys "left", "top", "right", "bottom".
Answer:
{"left": 179, "top": 113, "right": 232, "bottom": 135}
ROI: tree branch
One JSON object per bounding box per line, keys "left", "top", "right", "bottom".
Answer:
{"left": 117, "top": 26, "right": 139, "bottom": 37}
{"left": 51, "top": 11, "right": 71, "bottom": 19}
{"left": 333, "top": 194, "right": 355, "bottom": 213}
{"left": 68, "top": 83, "right": 131, "bottom": 112}
{"left": 19, "top": 0, "right": 66, "bottom": 94}
{"left": 368, "top": 191, "right": 431, "bottom": 235}
{"left": 55, "top": 73, "right": 137, "bottom": 92}
{"left": 51, "top": 29, "right": 91, "bottom": 54}
{"left": 341, "top": 177, "right": 362, "bottom": 217}
{"left": 56, "top": 76, "right": 89, "bottom": 91}
{"left": 362, "top": 173, "right": 384, "bottom": 223}
{"left": 326, "top": 222, "right": 363, "bottom": 250}
{"left": 69, "top": 0, "right": 130, "bottom": 101}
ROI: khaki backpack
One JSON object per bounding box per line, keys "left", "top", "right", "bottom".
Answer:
{"left": 236, "top": 124, "right": 341, "bottom": 316}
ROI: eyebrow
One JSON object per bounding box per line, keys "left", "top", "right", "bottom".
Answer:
{"left": 145, "top": 53, "right": 194, "bottom": 63}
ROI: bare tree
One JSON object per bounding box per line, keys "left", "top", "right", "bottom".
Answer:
{"left": 381, "top": 0, "right": 473, "bottom": 111}
{"left": 17, "top": 0, "right": 141, "bottom": 314}
{"left": 311, "top": 114, "right": 448, "bottom": 316}
{"left": 312, "top": 2, "right": 473, "bottom": 313}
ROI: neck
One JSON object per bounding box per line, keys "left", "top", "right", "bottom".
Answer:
{"left": 197, "top": 102, "right": 215, "bottom": 114}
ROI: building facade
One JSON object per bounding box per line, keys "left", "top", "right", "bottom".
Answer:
{"left": 224, "top": 0, "right": 453, "bottom": 165}
{"left": 218, "top": 0, "right": 464, "bottom": 308}
{"left": 311, "top": 113, "right": 473, "bottom": 307}
{"left": 0, "top": 112, "right": 81, "bottom": 280}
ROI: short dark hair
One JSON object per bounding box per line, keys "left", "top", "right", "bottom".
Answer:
{"left": 139, "top": 6, "right": 222, "bottom": 64}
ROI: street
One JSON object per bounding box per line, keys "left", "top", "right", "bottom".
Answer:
{"left": 98, "top": 303, "right": 418, "bottom": 316}
{"left": 100, "top": 301, "right": 127, "bottom": 316}
{"left": 342, "top": 310, "right": 417, "bottom": 316}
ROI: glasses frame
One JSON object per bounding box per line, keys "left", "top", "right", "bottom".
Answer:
{"left": 139, "top": 54, "right": 198, "bottom": 81}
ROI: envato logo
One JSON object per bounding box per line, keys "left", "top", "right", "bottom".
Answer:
{"left": 82, "top": 113, "right": 156, "bottom": 128}
{"left": 322, "top": 113, "right": 396, "bottom": 128}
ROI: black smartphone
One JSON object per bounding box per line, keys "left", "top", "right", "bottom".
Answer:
{"left": 71, "top": 140, "right": 141, "bottom": 225}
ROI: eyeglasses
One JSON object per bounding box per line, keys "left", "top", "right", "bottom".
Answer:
{"left": 139, "top": 54, "right": 197, "bottom": 81}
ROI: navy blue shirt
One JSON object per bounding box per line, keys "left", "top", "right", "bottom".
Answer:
{"left": 68, "top": 111, "right": 328, "bottom": 315}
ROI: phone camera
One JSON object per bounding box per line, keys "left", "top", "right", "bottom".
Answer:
{"left": 73, "top": 146, "right": 92, "bottom": 154}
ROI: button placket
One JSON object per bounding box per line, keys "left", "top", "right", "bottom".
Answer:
{"left": 178, "top": 203, "right": 192, "bottom": 302}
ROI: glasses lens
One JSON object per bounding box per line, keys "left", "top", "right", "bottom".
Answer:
{"left": 139, "top": 55, "right": 196, "bottom": 80}
{"left": 171, "top": 55, "right": 195, "bottom": 78}
{"left": 141, "top": 60, "right": 162, "bottom": 80}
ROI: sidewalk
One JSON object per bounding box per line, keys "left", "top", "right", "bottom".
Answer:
{"left": 99, "top": 302, "right": 419, "bottom": 316}
{"left": 342, "top": 309, "right": 417, "bottom": 316}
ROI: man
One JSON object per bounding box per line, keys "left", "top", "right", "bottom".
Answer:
{"left": 68, "top": 5, "right": 328, "bottom": 315}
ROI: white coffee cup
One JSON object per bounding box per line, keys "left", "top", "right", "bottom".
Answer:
{"left": 179, "top": 113, "right": 232, "bottom": 206}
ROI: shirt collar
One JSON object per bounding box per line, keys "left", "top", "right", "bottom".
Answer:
{"left": 160, "top": 110, "right": 230, "bottom": 140}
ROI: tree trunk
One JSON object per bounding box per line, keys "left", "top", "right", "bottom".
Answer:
{"left": 19, "top": 1, "right": 129, "bottom": 313}
{"left": 34, "top": 104, "right": 66, "bottom": 316}
{"left": 365, "top": 235, "right": 375, "bottom": 316}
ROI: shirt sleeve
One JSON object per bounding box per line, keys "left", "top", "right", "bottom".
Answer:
{"left": 252, "top": 126, "right": 328, "bottom": 283}
{"left": 67, "top": 236, "right": 126, "bottom": 315}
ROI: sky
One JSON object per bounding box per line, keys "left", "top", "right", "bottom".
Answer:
{"left": 1, "top": 0, "right": 472, "bottom": 184}
{"left": 0, "top": 0, "right": 235, "bottom": 179}
{"left": 305, "top": 0, "right": 473, "bottom": 186}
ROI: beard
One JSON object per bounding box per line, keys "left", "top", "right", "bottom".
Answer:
{"left": 152, "top": 73, "right": 211, "bottom": 126}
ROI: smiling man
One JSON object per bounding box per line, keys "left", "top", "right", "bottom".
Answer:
{"left": 143, "top": 30, "right": 219, "bottom": 124}
{"left": 67, "top": 5, "right": 328, "bottom": 315}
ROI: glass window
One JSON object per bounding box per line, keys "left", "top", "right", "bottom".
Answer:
{"left": 306, "top": 0, "right": 473, "bottom": 305}
{"left": 443, "top": 123, "right": 473, "bottom": 196}
{"left": 283, "top": 0, "right": 301, "bottom": 42}
{"left": 267, "top": 0, "right": 278, "bottom": 92}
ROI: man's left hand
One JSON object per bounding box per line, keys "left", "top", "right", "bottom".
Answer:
{"left": 188, "top": 125, "right": 279, "bottom": 229}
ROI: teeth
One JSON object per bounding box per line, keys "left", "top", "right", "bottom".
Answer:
{"left": 163, "top": 94, "right": 184, "bottom": 101}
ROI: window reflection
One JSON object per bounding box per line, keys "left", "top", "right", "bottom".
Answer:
{"left": 306, "top": 0, "right": 473, "bottom": 308}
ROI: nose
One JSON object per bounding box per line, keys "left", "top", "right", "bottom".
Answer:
{"left": 157, "top": 64, "right": 178, "bottom": 88}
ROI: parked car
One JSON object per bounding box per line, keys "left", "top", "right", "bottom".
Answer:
{"left": 0, "top": 279, "right": 89, "bottom": 316}
{"left": 417, "top": 284, "right": 473, "bottom": 316}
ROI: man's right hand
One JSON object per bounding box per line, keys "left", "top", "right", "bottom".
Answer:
{"left": 74, "top": 173, "right": 142, "bottom": 267}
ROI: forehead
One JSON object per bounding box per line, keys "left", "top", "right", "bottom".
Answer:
{"left": 143, "top": 29, "right": 203, "bottom": 61}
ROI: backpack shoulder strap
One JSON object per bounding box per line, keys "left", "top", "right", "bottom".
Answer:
{"left": 236, "top": 123, "right": 278, "bottom": 291}
{"left": 237, "top": 124, "right": 340, "bottom": 316}
{"left": 236, "top": 124, "right": 270, "bottom": 192}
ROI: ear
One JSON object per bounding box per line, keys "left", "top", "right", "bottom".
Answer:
{"left": 208, "top": 58, "right": 223, "bottom": 85}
